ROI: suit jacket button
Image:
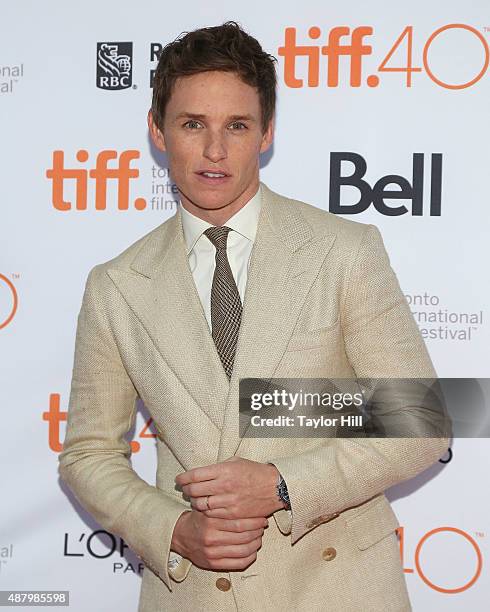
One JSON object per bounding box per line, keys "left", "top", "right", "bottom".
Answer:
{"left": 216, "top": 578, "right": 231, "bottom": 592}
{"left": 322, "top": 547, "right": 337, "bottom": 561}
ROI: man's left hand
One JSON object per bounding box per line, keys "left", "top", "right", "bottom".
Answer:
{"left": 175, "top": 457, "right": 285, "bottom": 519}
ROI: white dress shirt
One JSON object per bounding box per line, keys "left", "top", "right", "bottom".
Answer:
{"left": 179, "top": 183, "right": 262, "bottom": 330}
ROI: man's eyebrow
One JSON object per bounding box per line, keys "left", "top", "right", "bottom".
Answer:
{"left": 174, "top": 112, "right": 256, "bottom": 122}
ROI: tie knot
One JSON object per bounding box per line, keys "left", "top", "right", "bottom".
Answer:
{"left": 204, "top": 225, "right": 231, "bottom": 250}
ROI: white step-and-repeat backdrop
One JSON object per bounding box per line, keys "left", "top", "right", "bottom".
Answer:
{"left": 1, "top": 1, "right": 488, "bottom": 609}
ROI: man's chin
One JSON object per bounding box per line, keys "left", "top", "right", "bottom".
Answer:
{"left": 184, "top": 191, "right": 238, "bottom": 212}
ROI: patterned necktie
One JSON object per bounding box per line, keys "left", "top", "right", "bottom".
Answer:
{"left": 204, "top": 226, "right": 243, "bottom": 378}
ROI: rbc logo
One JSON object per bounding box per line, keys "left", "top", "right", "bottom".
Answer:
{"left": 329, "top": 152, "right": 442, "bottom": 216}
{"left": 96, "top": 42, "right": 133, "bottom": 90}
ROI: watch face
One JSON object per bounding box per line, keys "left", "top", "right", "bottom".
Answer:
{"left": 278, "top": 477, "right": 290, "bottom": 508}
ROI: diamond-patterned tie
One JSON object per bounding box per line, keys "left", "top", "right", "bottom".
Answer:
{"left": 204, "top": 226, "right": 243, "bottom": 378}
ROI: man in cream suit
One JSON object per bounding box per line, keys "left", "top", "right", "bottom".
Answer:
{"left": 59, "top": 22, "right": 448, "bottom": 611}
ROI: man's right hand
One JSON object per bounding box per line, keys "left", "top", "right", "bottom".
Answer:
{"left": 170, "top": 510, "right": 268, "bottom": 571}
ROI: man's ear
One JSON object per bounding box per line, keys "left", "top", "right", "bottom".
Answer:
{"left": 260, "top": 115, "right": 274, "bottom": 154}
{"left": 148, "top": 110, "right": 166, "bottom": 152}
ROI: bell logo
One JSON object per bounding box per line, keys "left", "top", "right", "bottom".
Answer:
{"left": 46, "top": 150, "right": 147, "bottom": 211}
{"left": 329, "top": 152, "right": 442, "bottom": 216}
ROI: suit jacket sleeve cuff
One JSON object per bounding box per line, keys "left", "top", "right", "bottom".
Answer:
{"left": 272, "top": 508, "right": 292, "bottom": 535}
{"left": 166, "top": 513, "right": 193, "bottom": 583}
{"left": 133, "top": 499, "right": 192, "bottom": 591}
{"left": 167, "top": 555, "right": 192, "bottom": 582}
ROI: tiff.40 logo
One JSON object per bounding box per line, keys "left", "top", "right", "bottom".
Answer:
{"left": 279, "top": 24, "right": 489, "bottom": 89}
{"left": 46, "top": 150, "right": 147, "bottom": 211}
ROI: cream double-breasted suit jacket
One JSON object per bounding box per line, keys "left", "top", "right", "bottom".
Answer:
{"left": 59, "top": 182, "right": 448, "bottom": 611}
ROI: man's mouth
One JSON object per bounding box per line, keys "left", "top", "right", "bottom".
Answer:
{"left": 200, "top": 171, "right": 227, "bottom": 178}
{"left": 195, "top": 170, "right": 231, "bottom": 183}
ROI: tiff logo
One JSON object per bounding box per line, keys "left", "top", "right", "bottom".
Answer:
{"left": 278, "top": 26, "right": 373, "bottom": 87}
{"left": 46, "top": 150, "right": 147, "bottom": 211}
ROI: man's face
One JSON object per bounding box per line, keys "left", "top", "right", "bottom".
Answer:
{"left": 148, "top": 70, "right": 273, "bottom": 223}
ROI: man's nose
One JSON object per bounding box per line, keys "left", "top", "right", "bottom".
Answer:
{"left": 203, "top": 132, "right": 227, "bottom": 162}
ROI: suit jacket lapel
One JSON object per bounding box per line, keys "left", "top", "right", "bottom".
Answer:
{"left": 218, "top": 182, "right": 337, "bottom": 459}
{"left": 106, "top": 207, "right": 229, "bottom": 433}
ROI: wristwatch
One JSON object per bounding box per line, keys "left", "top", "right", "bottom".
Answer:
{"left": 276, "top": 473, "right": 291, "bottom": 510}
{"left": 267, "top": 462, "right": 291, "bottom": 510}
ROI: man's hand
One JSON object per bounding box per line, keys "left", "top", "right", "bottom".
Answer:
{"left": 170, "top": 510, "right": 268, "bottom": 571}
{"left": 175, "top": 457, "right": 285, "bottom": 519}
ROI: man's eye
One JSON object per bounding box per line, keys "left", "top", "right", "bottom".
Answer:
{"left": 182, "top": 120, "right": 246, "bottom": 130}
{"left": 183, "top": 120, "right": 202, "bottom": 129}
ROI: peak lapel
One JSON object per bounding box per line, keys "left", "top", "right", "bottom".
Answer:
{"left": 106, "top": 208, "right": 229, "bottom": 432}
{"left": 218, "top": 183, "right": 337, "bottom": 460}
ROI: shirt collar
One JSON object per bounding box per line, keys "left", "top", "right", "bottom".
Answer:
{"left": 179, "top": 184, "right": 262, "bottom": 255}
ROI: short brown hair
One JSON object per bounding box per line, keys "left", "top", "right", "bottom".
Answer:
{"left": 151, "top": 21, "right": 277, "bottom": 134}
